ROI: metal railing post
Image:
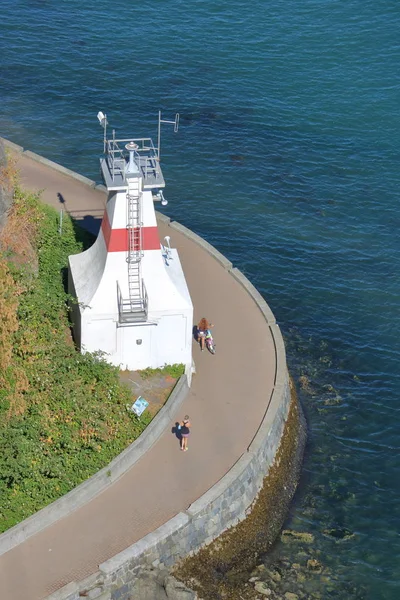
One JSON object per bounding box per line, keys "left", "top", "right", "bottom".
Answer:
{"left": 59, "top": 209, "right": 63, "bottom": 235}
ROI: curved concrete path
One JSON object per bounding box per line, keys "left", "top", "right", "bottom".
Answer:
{"left": 0, "top": 151, "right": 276, "bottom": 600}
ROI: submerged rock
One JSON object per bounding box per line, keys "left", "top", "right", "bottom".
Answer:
{"left": 323, "top": 394, "right": 342, "bottom": 406}
{"left": 322, "top": 527, "right": 355, "bottom": 540}
{"left": 266, "top": 568, "right": 282, "bottom": 582}
{"left": 281, "top": 530, "right": 314, "bottom": 544}
{"left": 252, "top": 564, "right": 267, "bottom": 575}
{"left": 298, "top": 375, "right": 314, "bottom": 393}
{"left": 230, "top": 154, "right": 246, "bottom": 163}
{"left": 306, "top": 558, "right": 323, "bottom": 573}
{"left": 295, "top": 571, "right": 306, "bottom": 583}
{"left": 284, "top": 593, "right": 299, "bottom": 600}
{"left": 254, "top": 581, "right": 272, "bottom": 596}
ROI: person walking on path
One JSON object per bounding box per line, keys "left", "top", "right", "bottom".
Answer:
{"left": 197, "top": 317, "right": 213, "bottom": 351}
{"left": 179, "top": 416, "right": 191, "bottom": 451}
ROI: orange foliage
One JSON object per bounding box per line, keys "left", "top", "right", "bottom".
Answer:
{"left": 78, "top": 423, "right": 97, "bottom": 445}
{"left": 0, "top": 150, "right": 18, "bottom": 192}
{"left": 0, "top": 202, "right": 39, "bottom": 273}
{"left": 0, "top": 259, "right": 19, "bottom": 371}
{"left": 6, "top": 366, "right": 29, "bottom": 420}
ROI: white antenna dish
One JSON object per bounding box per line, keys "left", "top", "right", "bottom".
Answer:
{"left": 97, "top": 111, "right": 108, "bottom": 153}
{"left": 97, "top": 111, "right": 107, "bottom": 127}
{"left": 160, "top": 190, "right": 168, "bottom": 206}
{"left": 163, "top": 236, "right": 172, "bottom": 260}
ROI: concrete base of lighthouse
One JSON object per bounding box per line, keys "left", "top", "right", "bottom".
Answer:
{"left": 68, "top": 190, "right": 193, "bottom": 371}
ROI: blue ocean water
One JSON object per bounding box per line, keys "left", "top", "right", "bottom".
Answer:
{"left": 1, "top": 1, "right": 399, "bottom": 597}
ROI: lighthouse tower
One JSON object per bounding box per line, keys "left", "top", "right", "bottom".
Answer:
{"left": 68, "top": 114, "right": 193, "bottom": 371}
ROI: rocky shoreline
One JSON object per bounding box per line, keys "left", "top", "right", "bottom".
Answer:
{"left": 243, "top": 524, "right": 363, "bottom": 600}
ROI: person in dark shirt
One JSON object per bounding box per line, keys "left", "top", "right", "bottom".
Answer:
{"left": 179, "top": 415, "right": 191, "bottom": 451}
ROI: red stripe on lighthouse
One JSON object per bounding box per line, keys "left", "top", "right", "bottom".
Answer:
{"left": 101, "top": 212, "right": 160, "bottom": 252}
{"left": 141, "top": 226, "right": 161, "bottom": 251}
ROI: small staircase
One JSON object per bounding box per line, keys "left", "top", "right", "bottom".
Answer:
{"left": 117, "top": 178, "right": 148, "bottom": 323}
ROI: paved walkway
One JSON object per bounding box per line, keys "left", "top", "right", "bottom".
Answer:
{"left": 0, "top": 152, "right": 276, "bottom": 600}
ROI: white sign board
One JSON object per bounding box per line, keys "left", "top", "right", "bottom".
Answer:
{"left": 130, "top": 396, "right": 149, "bottom": 418}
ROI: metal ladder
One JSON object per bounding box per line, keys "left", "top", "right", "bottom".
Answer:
{"left": 118, "top": 178, "right": 147, "bottom": 322}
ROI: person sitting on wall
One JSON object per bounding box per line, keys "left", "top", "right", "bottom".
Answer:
{"left": 197, "top": 317, "right": 213, "bottom": 352}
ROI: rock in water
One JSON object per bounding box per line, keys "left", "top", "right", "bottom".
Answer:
{"left": 254, "top": 581, "right": 272, "bottom": 596}
{"left": 322, "top": 527, "right": 355, "bottom": 540}
{"left": 307, "top": 558, "right": 323, "bottom": 573}
{"left": 284, "top": 593, "right": 299, "bottom": 600}
{"left": 281, "top": 530, "right": 314, "bottom": 544}
{"left": 266, "top": 568, "right": 282, "bottom": 582}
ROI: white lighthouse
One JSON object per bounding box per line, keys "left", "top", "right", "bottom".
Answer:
{"left": 68, "top": 113, "right": 193, "bottom": 371}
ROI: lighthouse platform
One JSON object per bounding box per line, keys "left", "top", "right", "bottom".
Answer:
{"left": 99, "top": 136, "right": 165, "bottom": 191}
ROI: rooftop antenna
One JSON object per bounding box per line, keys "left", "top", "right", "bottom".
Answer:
{"left": 164, "top": 235, "right": 172, "bottom": 257}
{"left": 97, "top": 111, "right": 108, "bottom": 153}
{"left": 160, "top": 190, "right": 168, "bottom": 206}
{"left": 157, "top": 111, "right": 179, "bottom": 161}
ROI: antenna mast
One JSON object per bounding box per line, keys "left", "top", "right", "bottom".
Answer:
{"left": 97, "top": 111, "right": 108, "bottom": 153}
{"left": 157, "top": 111, "right": 179, "bottom": 161}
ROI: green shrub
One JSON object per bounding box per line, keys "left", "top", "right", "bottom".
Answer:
{"left": 138, "top": 364, "right": 185, "bottom": 380}
{"left": 0, "top": 191, "right": 151, "bottom": 533}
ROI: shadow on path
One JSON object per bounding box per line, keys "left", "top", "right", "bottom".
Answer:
{"left": 71, "top": 215, "right": 102, "bottom": 238}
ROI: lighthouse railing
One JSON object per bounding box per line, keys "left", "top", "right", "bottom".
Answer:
{"left": 116, "top": 280, "right": 148, "bottom": 324}
{"left": 105, "top": 137, "right": 160, "bottom": 183}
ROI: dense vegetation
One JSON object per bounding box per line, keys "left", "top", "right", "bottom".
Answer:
{"left": 0, "top": 184, "right": 157, "bottom": 533}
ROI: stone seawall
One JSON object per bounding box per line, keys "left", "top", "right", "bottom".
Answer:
{"left": 0, "top": 138, "right": 295, "bottom": 600}
{"left": 46, "top": 328, "right": 291, "bottom": 600}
